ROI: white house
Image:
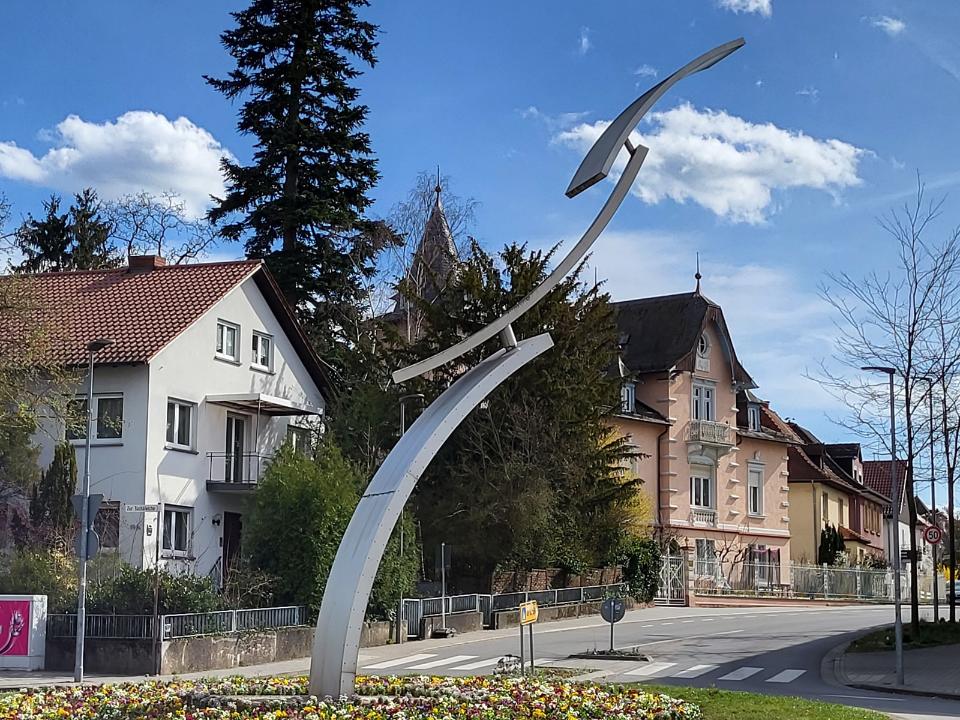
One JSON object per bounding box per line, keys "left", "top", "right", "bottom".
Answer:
{"left": 19, "top": 255, "right": 330, "bottom": 582}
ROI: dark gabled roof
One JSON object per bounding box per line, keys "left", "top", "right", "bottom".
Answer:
{"left": 825, "top": 443, "right": 861, "bottom": 460}
{"left": 0, "top": 256, "right": 333, "bottom": 398}
{"left": 618, "top": 398, "right": 670, "bottom": 425}
{"left": 612, "top": 292, "right": 755, "bottom": 386}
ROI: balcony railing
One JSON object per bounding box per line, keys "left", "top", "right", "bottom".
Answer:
{"left": 686, "top": 420, "right": 733, "bottom": 446}
{"left": 691, "top": 508, "right": 717, "bottom": 527}
{"left": 207, "top": 452, "right": 273, "bottom": 489}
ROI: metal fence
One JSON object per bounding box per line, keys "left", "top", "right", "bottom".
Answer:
{"left": 401, "top": 583, "right": 625, "bottom": 637}
{"left": 47, "top": 605, "right": 309, "bottom": 641}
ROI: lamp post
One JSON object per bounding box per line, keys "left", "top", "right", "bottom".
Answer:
{"left": 862, "top": 365, "right": 904, "bottom": 685}
{"left": 74, "top": 338, "right": 113, "bottom": 683}
{"left": 395, "top": 393, "right": 425, "bottom": 644}
{"left": 918, "top": 377, "right": 939, "bottom": 622}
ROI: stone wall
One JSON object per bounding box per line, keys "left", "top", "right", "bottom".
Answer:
{"left": 419, "top": 611, "right": 483, "bottom": 638}
{"left": 491, "top": 597, "right": 636, "bottom": 629}
{"left": 491, "top": 567, "right": 622, "bottom": 593}
{"left": 45, "top": 620, "right": 394, "bottom": 675}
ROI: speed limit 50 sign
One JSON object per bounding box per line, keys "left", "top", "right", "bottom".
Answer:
{"left": 924, "top": 525, "right": 943, "bottom": 545}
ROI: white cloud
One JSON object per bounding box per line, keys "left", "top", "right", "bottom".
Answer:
{"left": 577, "top": 27, "right": 591, "bottom": 55}
{"left": 0, "top": 111, "right": 232, "bottom": 218}
{"left": 795, "top": 86, "right": 820, "bottom": 103}
{"left": 520, "top": 106, "right": 591, "bottom": 132}
{"left": 868, "top": 15, "right": 906, "bottom": 36}
{"left": 634, "top": 64, "right": 658, "bottom": 78}
{"left": 717, "top": 0, "right": 772, "bottom": 17}
{"left": 554, "top": 103, "right": 865, "bottom": 224}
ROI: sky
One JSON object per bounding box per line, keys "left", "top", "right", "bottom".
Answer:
{"left": 1, "top": 0, "right": 960, "bottom": 474}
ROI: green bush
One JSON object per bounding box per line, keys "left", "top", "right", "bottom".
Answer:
{"left": 621, "top": 536, "right": 661, "bottom": 603}
{"left": 0, "top": 547, "right": 77, "bottom": 612}
{"left": 366, "top": 511, "right": 419, "bottom": 620}
{"left": 88, "top": 565, "right": 221, "bottom": 615}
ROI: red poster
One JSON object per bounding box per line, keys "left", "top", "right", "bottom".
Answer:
{"left": 0, "top": 600, "right": 30, "bottom": 656}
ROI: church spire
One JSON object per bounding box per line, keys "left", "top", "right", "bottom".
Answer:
{"left": 694, "top": 252, "right": 702, "bottom": 295}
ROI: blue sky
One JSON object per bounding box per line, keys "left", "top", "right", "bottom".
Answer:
{"left": 1, "top": 0, "right": 960, "bottom": 466}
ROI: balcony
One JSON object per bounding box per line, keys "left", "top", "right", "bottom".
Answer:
{"left": 206, "top": 452, "right": 273, "bottom": 493}
{"left": 691, "top": 508, "right": 717, "bottom": 527}
{"left": 686, "top": 420, "right": 734, "bottom": 445}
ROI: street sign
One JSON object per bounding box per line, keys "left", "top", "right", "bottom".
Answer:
{"left": 124, "top": 504, "right": 160, "bottom": 513}
{"left": 601, "top": 597, "right": 626, "bottom": 624}
{"left": 74, "top": 528, "right": 100, "bottom": 560}
{"left": 924, "top": 526, "right": 943, "bottom": 545}
{"left": 519, "top": 600, "right": 539, "bottom": 625}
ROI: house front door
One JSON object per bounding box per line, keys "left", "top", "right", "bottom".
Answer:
{"left": 225, "top": 414, "right": 246, "bottom": 483}
{"left": 222, "top": 512, "right": 243, "bottom": 572}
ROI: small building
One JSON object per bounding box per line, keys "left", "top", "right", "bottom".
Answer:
{"left": 7, "top": 255, "right": 330, "bottom": 582}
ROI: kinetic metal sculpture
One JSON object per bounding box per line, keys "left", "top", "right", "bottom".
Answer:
{"left": 309, "top": 37, "right": 745, "bottom": 698}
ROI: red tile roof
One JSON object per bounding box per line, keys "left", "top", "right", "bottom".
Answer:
{"left": 862, "top": 459, "right": 907, "bottom": 503}
{"left": 1, "top": 259, "right": 262, "bottom": 366}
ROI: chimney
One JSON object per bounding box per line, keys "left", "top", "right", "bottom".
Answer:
{"left": 127, "top": 255, "right": 167, "bottom": 273}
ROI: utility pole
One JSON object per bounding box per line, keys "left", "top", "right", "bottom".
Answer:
{"left": 395, "top": 393, "right": 425, "bottom": 645}
{"left": 920, "top": 377, "right": 939, "bottom": 621}
{"left": 74, "top": 338, "right": 113, "bottom": 683}
{"left": 863, "top": 366, "right": 904, "bottom": 686}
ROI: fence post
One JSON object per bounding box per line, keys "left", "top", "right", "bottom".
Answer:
{"left": 822, "top": 564, "right": 830, "bottom": 599}
{"left": 231, "top": 609, "right": 238, "bottom": 633}
{"left": 856, "top": 570, "right": 863, "bottom": 599}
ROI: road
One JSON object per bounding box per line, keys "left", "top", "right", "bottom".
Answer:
{"left": 356, "top": 604, "right": 960, "bottom": 720}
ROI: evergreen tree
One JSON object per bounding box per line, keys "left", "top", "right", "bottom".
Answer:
{"left": 205, "top": 0, "right": 384, "bottom": 366}
{"left": 402, "top": 242, "right": 634, "bottom": 578}
{"left": 29, "top": 443, "right": 77, "bottom": 536}
{"left": 13, "top": 189, "right": 117, "bottom": 273}
{"left": 0, "top": 419, "right": 40, "bottom": 496}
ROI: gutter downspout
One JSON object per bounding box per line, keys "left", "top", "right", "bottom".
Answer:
{"left": 656, "top": 426, "right": 669, "bottom": 530}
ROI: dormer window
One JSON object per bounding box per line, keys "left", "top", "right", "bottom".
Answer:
{"left": 747, "top": 404, "right": 761, "bottom": 431}
{"left": 696, "top": 333, "right": 710, "bottom": 372}
{"left": 216, "top": 320, "right": 240, "bottom": 363}
{"left": 621, "top": 382, "right": 636, "bottom": 414}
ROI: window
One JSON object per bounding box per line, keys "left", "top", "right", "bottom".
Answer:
{"left": 162, "top": 507, "right": 191, "bottom": 556}
{"left": 94, "top": 502, "right": 120, "bottom": 550}
{"left": 748, "top": 467, "right": 763, "bottom": 515}
{"left": 216, "top": 320, "right": 240, "bottom": 362}
{"left": 697, "top": 333, "right": 709, "bottom": 357}
{"left": 287, "top": 425, "right": 312, "bottom": 454}
{"left": 692, "top": 382, "right": 715, "bottom": 421}
{"left": 747, "top": 405, "right": 761, "bottom": 431}
{"left": 66, "top": 395, "right": 124, "bottom": 441}
{"left": 252, "top": 332, "right": 273, "bottom": 371}
{"left": 620, "top": 382, "right": 636, "bottom": 414}
{"left": 822, "top": 492, "right": 829, "bottom": 523}
{"left": 839, "top": 497, "right": 845, "bottom": 523}
{"left": 691, "top": 475, "right": 713, "bottom": 508}
{"left": 166, "top": 399, "right": 195, "bottom": 449}
{"left": 695, "top": 538, "right": 716, "bottom": 577}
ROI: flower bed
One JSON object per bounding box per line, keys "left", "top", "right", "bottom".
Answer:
{"left": 0, "top": 674, "right": 701, "bottom": 720}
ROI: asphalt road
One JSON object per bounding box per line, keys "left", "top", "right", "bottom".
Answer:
{"left": 356, "top": 604, "right": 960, "bottom": 720}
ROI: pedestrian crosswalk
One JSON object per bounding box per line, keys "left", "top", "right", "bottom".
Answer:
{"left": 359, "top": 651, "right": 809, "bottom": 685}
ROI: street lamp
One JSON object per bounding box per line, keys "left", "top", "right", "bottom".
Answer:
{"left": 395, "top": 393, "right": 425, "bottom": 644}
{"left": 75, "top": 337, "right": 113, "bottom": 683}
{"left": 862, "top": 365, "right": 904, "bottom": 685}
{"left": 918, "top": 377, "right": 939, "bottom": 622}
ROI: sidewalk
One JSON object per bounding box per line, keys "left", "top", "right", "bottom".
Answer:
{"left": 837, "top": 642, "right": 960, "bottom": 700}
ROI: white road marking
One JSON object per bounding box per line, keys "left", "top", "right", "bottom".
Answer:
{"left": 671, "top": 664, "right": 718, "bottom": 678}
{"left": 448, "top": 657, "right": 500, "bottom": 671}
{"left": 661, "top": 622, "right": 673, "bottom": 626}
{"left": 766, "top": 669, "right": 806, "bottom": 683}
{"left": 625, "top": 662, "right": 677, "bottom": 677}
{"left": 408, "top": 655, "right": 478, "bottom": 669}
{"left": 716, "top": 629, "right": 744, "bottom": 636}
{"left": 363, "top": 653, "right": 435, "bottom": 669}
{"left": 681, "top": 620, "right": 696, "bottom": 624}
{"left": 718, "top": 666, "right": 763, "bottom": 681}
{"left": 641, "top": 624, "right": 653, "bottom": 628}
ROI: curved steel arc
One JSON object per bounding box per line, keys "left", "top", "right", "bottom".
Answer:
{"left": 391, "top": 37, "right": 744, "bottom": 386}
{"left": 310, "top": 332, "right": 554, "bottom": 698}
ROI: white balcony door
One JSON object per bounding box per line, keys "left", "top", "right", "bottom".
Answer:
{"left": 225, "top": 414, "right": 247, "bottom": 483}
{"left": 692, "top": 383, "right": 715, "bottom": 421}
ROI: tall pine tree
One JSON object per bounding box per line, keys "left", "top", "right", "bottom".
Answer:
{"left": 13, "top": 189, "right": 117, "bottom": 273}
{"left": 206, "top": 0, "right": 383, "bottom": 368}
{"left": 29, "top": 442, "right": 77, "bottom": 537}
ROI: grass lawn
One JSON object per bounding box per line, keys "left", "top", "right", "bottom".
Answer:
{"left": 848, "top": 620, "right": 960, "bottom": 652}
{"left": 641, "top": 684, "right": 888, "bottom": 720}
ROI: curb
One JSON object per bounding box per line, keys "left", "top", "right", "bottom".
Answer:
{"left": 824, "top": 625, "right": 960, "bottom": 703}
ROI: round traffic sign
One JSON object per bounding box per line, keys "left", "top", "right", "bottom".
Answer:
{"left": 600, "top": 597, "right": 626, "bottom": 624}
{"left": 924, "top": 525, "right": 943, "bottom": 545}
